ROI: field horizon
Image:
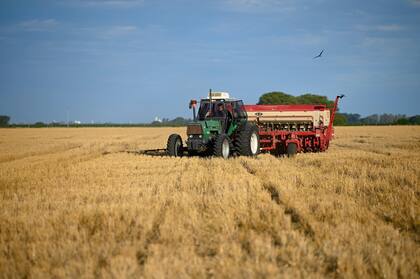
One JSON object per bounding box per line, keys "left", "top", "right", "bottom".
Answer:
{"left": 0, "top": 126, "right": 419, "bottom": 278}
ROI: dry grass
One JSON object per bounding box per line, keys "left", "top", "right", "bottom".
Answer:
{"left": 0, "top": 126, "right": 419, "bottom": 278}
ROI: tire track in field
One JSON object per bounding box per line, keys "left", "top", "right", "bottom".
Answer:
{"left": 0, "top": 144, "right": 83, "bottom": 164}
{"left": 239, "top": 159, "right": 338, "bottom": 275}
{"left": 241, "top": 160, "right": 315, "bottom": 238}
{"left": 136, "top": 201, "right": 170, "bottom": 268}
{"left": 4, "top": 142, "right": 131, "bottom": 169}
{"left": 135, "top": 161, "right": 187, "bottom": 270}
{"left": 262, "top": 182, "right": 315, "bottom": 239}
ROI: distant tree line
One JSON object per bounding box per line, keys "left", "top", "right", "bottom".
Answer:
{"left": 150, "top": 117, "right": 192, "bottom": 126}
{"left": 5, "top": 116, "right": 192, "bottom": 128}
{"left": 2, "top": 92, "right": 419, "bottom": 127}
{"left": 338, "top": 113, "right": 420, "bottom": 125}
{"left": 0, "top": 115, "right": 10, "bottom": 127}
{"left": 258, "top": 92, "right": 420, "bottom": 126}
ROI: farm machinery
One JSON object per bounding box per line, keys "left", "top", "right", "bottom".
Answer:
{"left": 153, "top": 91, "right": 343, "bottom": 159}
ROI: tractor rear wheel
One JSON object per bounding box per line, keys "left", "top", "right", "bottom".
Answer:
{"left": 167, "top": 134, "right": 183, "bottom": 157}
{"left": 287, "top": 142, "right": 297, "bottom": 157}
{"left": 213, "top": 134, "right": 231, "bottom": 159}
{"left": 235, "top": 124, "right": 260, "bottom": 156}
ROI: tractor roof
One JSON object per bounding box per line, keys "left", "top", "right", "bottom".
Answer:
{"left": 201, "top": 98, "right": 239, "bottom": 102}
{"left": 209, "top": 91, "right": 230, "bottom": 99}
{"left": 201, "top": 91, "right": 240, "bottom": 102}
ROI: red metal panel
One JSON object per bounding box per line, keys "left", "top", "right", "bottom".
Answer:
{"left": 256, "top": 128, "right": 329, "bottom": 152}
{"left": 244, "top": 104, "right": 327, "bottom": 112}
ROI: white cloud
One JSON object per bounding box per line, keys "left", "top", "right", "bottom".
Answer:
{"left": 408, "top": 0, "right": 420, "bottom": 6}
{"left": 270, "top": 33, "right": 325, "bottom": 46}
{"left": 222, "top": 0, "right": 297, "bottom": 13}
{"left": 18, "top": 19, "right": 59, "bottom": 32}
{"left": 103, "top": 25, "right": 138, "bottom": 37}
{"left": 361, "top": 37, "right": 386, "bottom": 47}
{"left": 376, "top": 24, "right": 403, "bottom": 31}
{"left": 360, "top": 36, "right": 417, "bottom": 56}
{"left": 75, "top": 0, "right": 144, "bottom": 7}
{"left": 356, "top": 24, "right": 404, "bottom": 32}
{"left": 75, "top": 25, "right": 140, "bottom": 40}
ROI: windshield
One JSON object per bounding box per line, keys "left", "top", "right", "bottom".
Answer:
{"left": 198, "top": 100, "right": 247, "bottom": 121}
{"left": 198, "top": 100, "right": 226, "bottom": 120}
{"left": 198, "top": 101, "right": 210, "bottom": 120}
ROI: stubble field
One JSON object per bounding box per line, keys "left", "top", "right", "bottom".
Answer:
{"left": 0, "top": 126, "right": 419, "bottom": 278}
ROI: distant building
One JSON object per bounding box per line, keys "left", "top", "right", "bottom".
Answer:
{"left": 74, "top": 120, "right": 81, "bottom": 125}
{"left": 154, "top": 116, "right": 162, "bottom": 123}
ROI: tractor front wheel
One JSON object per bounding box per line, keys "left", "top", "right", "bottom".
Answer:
{"left": 213, "top": 134, "right": 231, "bottom": 159}
{"left": 167, "top": 134, "right": 184, "bottom": 157}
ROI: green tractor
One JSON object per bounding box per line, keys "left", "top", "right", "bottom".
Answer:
{"left": 167, "top": 91, "right": 260, "bottom": 159}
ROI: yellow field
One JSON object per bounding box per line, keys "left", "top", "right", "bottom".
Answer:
{"left": 0, "top": 126, "right": 419, "bottom": 278}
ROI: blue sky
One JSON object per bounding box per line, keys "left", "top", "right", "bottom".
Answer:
{"left": 0, "top": 0, "right": 419, "bottom": 123}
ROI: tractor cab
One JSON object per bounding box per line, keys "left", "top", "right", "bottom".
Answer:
{"left": 188, "top": 92, "right": 246, "bottom": 139}
{"left": 196, "top": 92, "right": 247, "bottom": 132}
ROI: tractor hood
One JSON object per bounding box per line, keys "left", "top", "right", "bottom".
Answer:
{"left": 187, "top": 120, "right": 222, "bottom": 134}
{"left": 187, "top": 120, "right": 222, "bottom": 139}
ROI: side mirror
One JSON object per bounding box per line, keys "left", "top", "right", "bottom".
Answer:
{"left": 189, "top": 99, "right": 197, "bottom": 109}
{"left": 189, "top": 100, "right": 197, "bottom": 121}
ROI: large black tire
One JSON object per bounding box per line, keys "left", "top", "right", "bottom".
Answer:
{"left": 273, "top": 143, "right": 286, "bottom": 156}
{"left": 187, "top": 150, "right": 199, "bottom": 157}
{"left": 234, "top": 124, "right": 260, "bottom": 156}
{"left": 167, "top": 134, "right": 183, "bottom": 157}
{"left": 287, "top": 142, "right": 297, "bottom": 157}
{"left": 213, "top": 134, "right": 231, "bottom": 159}
{"left": 201, "top": 145, "right": 213, "bottom": 157}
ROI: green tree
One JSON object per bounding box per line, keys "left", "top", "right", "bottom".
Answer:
{"left": 409, "top": 115, "right": 420, "bottom": 124}
{"left": 170, "top": 117, "right": 189, "bottom": 125}
{"left": 258, "top": 92, "right": 335, "bottom": 108}
{"left": 258, "top": 92, "right": 297, "bottom": 105}
{"left": 296, "top": 94, "right": 334, "bottom": 108}
{"left": 0, "top": 115, "right": 10, "bottom": 127}
{"left": 395, "top": 118, "right": 409, "bottom": 125}
{"left": 334, "top": 113, "right": 347, "bottom": 126}
{"left": 340, "top": 113, "right": 361, "bottom": 124}
{"left": 34, "top": 122, "right": 46, "bottom": 127}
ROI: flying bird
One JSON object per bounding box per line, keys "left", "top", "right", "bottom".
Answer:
{"left": 313, "top": 49, "right": 324, "bottom": 59}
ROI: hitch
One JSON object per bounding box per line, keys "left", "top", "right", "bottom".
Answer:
{"left": 126, "top": 148, "right": 168, "bottom": 156}
{"left": 131, "top": 147, "right": 189, "bottom": 157}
